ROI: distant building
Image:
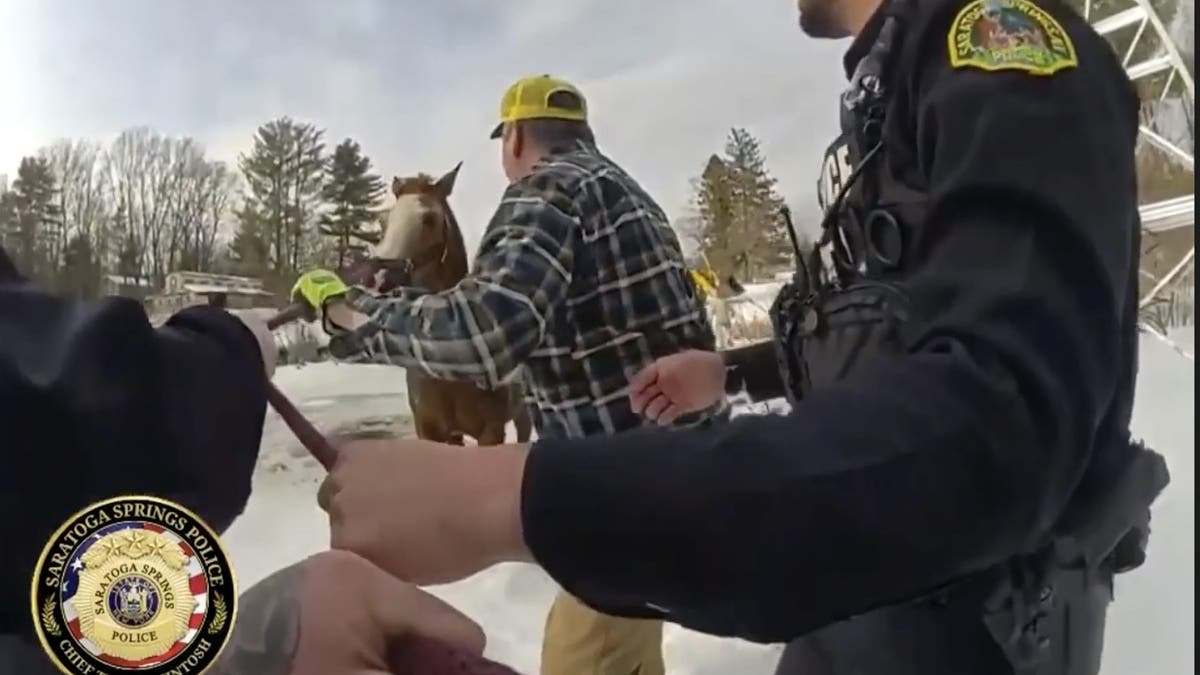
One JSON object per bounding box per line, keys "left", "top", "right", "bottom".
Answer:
{"left": 144, "top": 271, "right": 277, "bottom": 319}
{"left": 100, "top": 274, "right": 154, "bottom": 301}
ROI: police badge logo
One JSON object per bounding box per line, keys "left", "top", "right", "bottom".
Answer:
{"left": 948, "top": 0, "right": 1078, "bottom": 76}
{"left": 31, "top": 496, "right": 236, "bottom": 675}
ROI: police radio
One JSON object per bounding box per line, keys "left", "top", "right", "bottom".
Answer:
{"left": 768, "top": 2, "right": 912, "bottom": 403}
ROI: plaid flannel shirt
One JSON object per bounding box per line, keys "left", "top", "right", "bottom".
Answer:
{"left": 329, "top": 141, "right": 724, "bottom": 439}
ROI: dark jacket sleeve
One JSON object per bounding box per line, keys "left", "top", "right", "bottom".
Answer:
{"left": 518, "top": 19, "right": 1139, "bottom": 642}
{"left": 1, "top": 274, "right": 267, "bottom": 633}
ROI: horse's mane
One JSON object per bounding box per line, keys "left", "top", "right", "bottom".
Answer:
{"left": 408, "top": 176, "right": 464, "bottom": 252}
{"left": 441, "top": 199, "right": 466, "bottom": 256}
{"left": 440, "top": 199, "right": 469, "bottom": 283}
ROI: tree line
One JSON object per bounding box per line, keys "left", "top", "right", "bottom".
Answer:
{"left": 3, "top": 90, "right": 1191, "bottom": 308}
{"left": 3, "top": 118, "right": 803, "bottom": 304}
{"left": 0, "top": 118, "right": 386, "bottom": 298}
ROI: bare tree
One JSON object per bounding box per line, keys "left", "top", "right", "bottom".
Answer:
{"left": 102, "top": 128, "right": 230, "bottom": 286}
{"left": 103, "top": 128, "right": 154, "bottom": 283}
{"left": 159, "top": 138, "right": 206, "bottom": 274}
{"left": 172, "top": 157, "right": 238, "bottom": 272}
{"left": 40, "top": 140, "right": 109, "bottom": 292}
{"left": 198, "top": 162, "right": 239, "bottom": 272}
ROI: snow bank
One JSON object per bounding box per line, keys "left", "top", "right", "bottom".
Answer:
{"left": 223, "top": 328, "right": 1194, "bottom": 674}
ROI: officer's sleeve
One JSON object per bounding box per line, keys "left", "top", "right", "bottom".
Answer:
{"left": 154, "top": 304, "right": 270, "bottom": 531}
{"left": 2, "top": 281, "right": 268, "bottom": 621}
{"left": 518, "top": 32, "right": 1139, "bottom": 641}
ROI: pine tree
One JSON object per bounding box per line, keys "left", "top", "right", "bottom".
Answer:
{"left": 691, "top": 128, "right": 799, "bottom": 285}
{"left": 5, "top": 157, "right": 62, "bottom": 282}
{"left": 228, "top": 211, "right": 270, "bottom": 276}
{"left": 693, "top": 155, "right": 739, "bottom": 288}
{"left": 725, "top": 128, "right": 792, "bottom": 276}
{"left": 0, "top": 192, "right": 17, "bottom": 257}
{"left": 319, "top": 139, "right": 385, "bottom": 269}
{"left": 235, "top": 117, "right": 326, "bottom": 289}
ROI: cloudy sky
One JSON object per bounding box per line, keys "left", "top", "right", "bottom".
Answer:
{"left": 0, "top": 0, "right": 851, "bottom": 249}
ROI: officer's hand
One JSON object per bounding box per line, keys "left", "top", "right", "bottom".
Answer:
{"left": 213, "top": 549, "right": 490, "bottom": 675}
{"left": 290, "top": 269, "right": 349, "bottom": 319}
{"left": 320, "top": 439, "right": 532, "bottom": 585}
{"left": 629, "top": 349, "right": 725, "bottom": 425}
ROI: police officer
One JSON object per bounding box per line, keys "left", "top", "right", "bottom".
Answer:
{"left": 315, "top": 0, "right": 1169, "bottom": 674}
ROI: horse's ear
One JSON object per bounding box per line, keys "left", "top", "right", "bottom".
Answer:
{"left": 435, "top": 162, "right": 463, "bottom": 198}
{"left": 391, "top": 176, "right": 403, "bottom": 197}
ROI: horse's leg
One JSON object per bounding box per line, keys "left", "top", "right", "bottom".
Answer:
{"left": 475, "top": 424, "right": 507, "bottom": 447}
{"left": 417, "top": 418, "right": 463, "bottom": 446}
{"left": 513, "top": 404, "right": 533, "bottom": 443}
{"left": 414, "top": 413, "right": 448, "bottom": 443}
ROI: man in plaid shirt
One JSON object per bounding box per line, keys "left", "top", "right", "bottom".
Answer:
{"left": 294, "top": 74, "right": 721, "bottom": 675}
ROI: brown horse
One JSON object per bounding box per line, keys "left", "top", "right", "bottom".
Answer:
{"left": 352, "top": 163, "right": 532, "bottom": 446}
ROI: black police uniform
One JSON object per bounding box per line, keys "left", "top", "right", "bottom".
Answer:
{"left": 516, "top": 0, "right": 1168, "bottom": 673}
{"left": 0, "top": 247, "right": 268, "bottom": 671}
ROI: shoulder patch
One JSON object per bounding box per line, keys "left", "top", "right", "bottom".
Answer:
{"left": 948, "top": 0, "right": 1077, "bottom": 75}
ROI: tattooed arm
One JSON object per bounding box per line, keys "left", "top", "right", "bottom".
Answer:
{"left": 208, "top": 550, "right": 491, "bottom": 675}
{"left": 207, "top": 560, "right": 303, "bottom": 675}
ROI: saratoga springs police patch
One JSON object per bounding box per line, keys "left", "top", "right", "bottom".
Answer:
{"left": 30, "top": 496, "right": 236, "bottom": 675}
{"left": 948, "top": 0, "right": 1078, "bottom": 75}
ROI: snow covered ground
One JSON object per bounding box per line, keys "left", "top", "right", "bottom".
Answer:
{"left": 222, "top": 329, "right": 1194, "bottom": 675}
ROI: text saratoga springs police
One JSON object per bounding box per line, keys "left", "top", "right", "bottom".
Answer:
{"left": 41, "top": 502, "right": 228, "bottom": 589}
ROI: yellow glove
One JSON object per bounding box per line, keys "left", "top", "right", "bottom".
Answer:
{"left": 291, "top": 269, "right": 349, "bottom": 317}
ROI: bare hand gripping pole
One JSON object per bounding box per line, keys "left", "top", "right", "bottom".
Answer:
{"left": 262, "top": 303, "right": 520, "bottom": 675}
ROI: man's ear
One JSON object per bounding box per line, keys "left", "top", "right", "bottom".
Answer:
{"left": 509, "top": 124, "right": 525, "bottom": 159}
{"left": 435, "top": 162, "right": 463, "bottom": 198}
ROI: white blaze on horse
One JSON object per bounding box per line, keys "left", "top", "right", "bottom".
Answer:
{"left": 359, "top": 163, "right": 532, "bottom": 446}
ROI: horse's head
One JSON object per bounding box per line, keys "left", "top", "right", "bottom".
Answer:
{"left": 349, "top": 162, "right": 465, "bottom": 293}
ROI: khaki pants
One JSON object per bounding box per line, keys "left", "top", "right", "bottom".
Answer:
{"left": 540, "top": 591, "right": 665, "bottom": 675}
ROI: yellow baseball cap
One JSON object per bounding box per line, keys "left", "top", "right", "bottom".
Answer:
{"left": 489, "top": 74, "right": 588, "bottom": 139}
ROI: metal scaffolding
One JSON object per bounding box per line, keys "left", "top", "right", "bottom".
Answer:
{"left": 1083, "top": 0, "right": 1194, "bottom": 355}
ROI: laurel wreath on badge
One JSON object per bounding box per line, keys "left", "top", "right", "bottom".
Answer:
{"left": 30, "top": 495, "right": 238, "bottom": 674}
{"left": 208, "top": 591, "right": 229, "bottom": 634}
{"left": 41, "top": 598, "right": 62, "bottom": 637}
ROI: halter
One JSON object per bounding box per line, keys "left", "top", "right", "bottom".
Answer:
{"left": 348, "top": 206, "right": 454, "bottom": 291}
{"left": 364, "top": 242, "right": 449, "bottom": 288}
